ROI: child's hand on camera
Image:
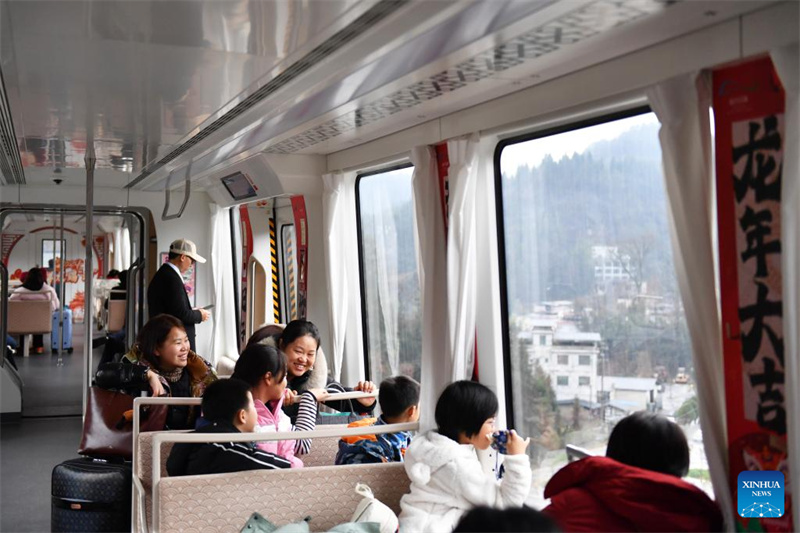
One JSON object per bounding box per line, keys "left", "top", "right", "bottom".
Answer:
{"left": 506, "top": 429, "right": 530, "bottom": 455}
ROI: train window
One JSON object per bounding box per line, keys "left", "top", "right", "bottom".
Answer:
{"left": 356, "top": 164, "right": 421, "bottom": 383}
{"left": 41, "top": 238, "right": 66, "bottom": 269}
{"left": 280, "top": 224, "right": 298, "bottom": 322}
{"left": 495, "top": 109, "right": 711, "bottom": 503}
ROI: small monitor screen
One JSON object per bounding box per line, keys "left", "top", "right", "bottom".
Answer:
{"left": 221, "top": 172, "right": 257, "bottom": 201}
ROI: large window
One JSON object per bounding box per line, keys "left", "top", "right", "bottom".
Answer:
{"left": 41, "top": 239, "right": 65, "bottom": 270}
{"left": 356, "top": 165, "right": 421, "bottom": 383}
{"left": 496, "top": 109, "right": 710, "bottom": 504}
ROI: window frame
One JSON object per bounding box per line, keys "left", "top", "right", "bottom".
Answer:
{"left": 41, "top": 238, "right": 66, "bottom": 269}
{"left": 493, "top": 105, "right": 652, "bottom": 428}
{"left": 556, "top": 376, "right": 569, "bottom": 387}
{"left": 579, "top": 355, "right": 592, "bottom": 366}
{"left": 354, "top": 162, "right": 415, "bottom": 381}
{"left": 579, "top": 376, "right": 591, "bottom": 386}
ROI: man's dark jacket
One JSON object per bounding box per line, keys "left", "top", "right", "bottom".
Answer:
{"left": 166, "top": 421, "right": 291, "bottom": 476}
{"left": 147, "top": 263, "right": 201, "bottom": 351}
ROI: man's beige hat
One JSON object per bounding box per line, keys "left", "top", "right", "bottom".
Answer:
{"left": 170, "top": 239, "right": 206, "bottom": 263}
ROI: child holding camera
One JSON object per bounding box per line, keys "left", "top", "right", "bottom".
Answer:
{"left": 399, "top": 381, "right": 532, "bottom": 532}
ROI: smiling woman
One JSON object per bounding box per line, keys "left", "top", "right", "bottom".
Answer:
{"left": 95, "top": 314, "right": 218, "bottom": 429}
{"left": 245, "top": 320, "right": 378, "bottom": 425}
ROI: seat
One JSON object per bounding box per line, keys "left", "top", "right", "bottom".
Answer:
{"left": 106, "top": 299, "right": 126, "bottom": 333}
{"left": 7, "top": 300, "right": 52, "bottom": 356}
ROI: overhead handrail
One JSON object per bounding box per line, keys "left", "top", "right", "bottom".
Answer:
{"left": 161, "top": 162, "right": 192, "bottom": 221}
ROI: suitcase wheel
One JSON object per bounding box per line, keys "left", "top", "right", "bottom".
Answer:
{"left": 67, "top": 348, "right": 73, "bottom": 354}
{"left": 53, "top": 349, "right": 59, "bottom": 355}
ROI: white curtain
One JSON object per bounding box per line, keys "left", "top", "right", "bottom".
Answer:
{"left": 112, "top": 229, "right": 124, "bottom": 272}
{"left": 209, "top": 203, "right": 239, "bottom": 364}
{"left": 411, "top": 146, "right": 449, "bottom": 431}
{"left": 772, "top": 43, "right": 800, "bottom": 533}
{"left": 647, "top": 74, "right": 734, "bottom": 528}
{"left": 359, "top": 181, "right": 400, "bottom": 377}
{"left": 120, "top": 227, "right": 131, "bottom": 270}
{"left": 322, "top": 172, "right": 360, "bottom": 382}
{"left": 446, "top": 134, "right": 479, "bottom": 381}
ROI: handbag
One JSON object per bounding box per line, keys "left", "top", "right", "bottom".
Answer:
{"left": 78, "top": 386, "right": 167, "bottom": 459}
{"left": 315, "top": 398, "right": 368, "bottom": 425}
{"left": 350, "top": 483, "right": 398, "bottom": 533}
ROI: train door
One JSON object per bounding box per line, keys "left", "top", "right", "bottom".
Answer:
{"left": 236, "top": 197, "right": 305, "bottom": 345}
{"left": 0, "top": 205, "right": 151, "bottom": 418}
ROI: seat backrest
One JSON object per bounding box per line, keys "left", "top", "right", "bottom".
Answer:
{"left": 300, "top": 433, "right": 345, "bottom": 468}
{"left": 136, "top": 429, "right": 343, "bottom": 529}
{"left": 7, "top": 300, "right": 52, "bottom": 334}
{"left": 135, "top": 432, "right": 175, "bottom": 533}
{"left": 107, "top": 299, "right": 126, "bottom": 332}
{"left": 158, "top": 462, "right": 410, "bottom": 533}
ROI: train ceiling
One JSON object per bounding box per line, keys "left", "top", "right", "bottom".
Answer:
{"left": 0, "top": 0, "right": 779, "bottom": 191}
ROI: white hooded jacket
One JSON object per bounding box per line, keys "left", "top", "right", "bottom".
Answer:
{"left": 399, "top": 431, "right": 532, "bottom": 533}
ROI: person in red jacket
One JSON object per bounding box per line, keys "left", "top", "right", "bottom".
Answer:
{"left": 544, "top": 412, "right": 723, "bottom": 532}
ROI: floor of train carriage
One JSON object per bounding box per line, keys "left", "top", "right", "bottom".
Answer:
{"left": 15, "top": 326, "right": 91, "bottom": 417}
{"left": 1, "top": 328, "right": 105, "bottom": 532}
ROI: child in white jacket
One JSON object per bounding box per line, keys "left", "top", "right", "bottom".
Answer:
{"left": 399, "top": 381, "right": 532, "bottom": 532}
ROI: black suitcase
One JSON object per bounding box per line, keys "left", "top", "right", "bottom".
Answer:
{"left": 51, "top": 457, "right": 131, "bottom": 532}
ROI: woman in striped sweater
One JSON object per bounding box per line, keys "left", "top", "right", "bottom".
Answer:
{"left": 231, "top": 342, "right": 324, "bottom": 467}
{"left": 246, "top": 321, "right": 377, "bottom": 424}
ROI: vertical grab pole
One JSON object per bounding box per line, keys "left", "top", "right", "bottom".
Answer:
{"left": 83, "top": 147, "right": 96, "bottom": 420}
{"left": 57, "top": 212, "right": 65, "bottom": 367}
{"left": 0, "top": 261, "right": 8, "bottom": 368}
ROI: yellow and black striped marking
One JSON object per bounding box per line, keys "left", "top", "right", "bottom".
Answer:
{"left": 269, "top": 218, "right": 280, "bottom": 323}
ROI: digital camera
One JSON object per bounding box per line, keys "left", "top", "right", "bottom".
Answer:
{"left": 490, "top": 430, "right": 510, "bottom": 454}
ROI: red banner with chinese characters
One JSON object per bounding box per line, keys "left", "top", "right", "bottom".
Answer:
{"left": 714, "top": 56, "right": 791, "bottom": 531}
{"left": 291, "top": 196, "right": 308, "bottom": 319}
{"left": 434, "top": 141, "right": 479, "bottom": 381}
{"left": 239, "top": 204, "right": 253, "bottom": 347}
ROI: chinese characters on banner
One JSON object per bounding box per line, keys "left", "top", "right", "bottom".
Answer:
{"left": 714, "top": 57, "right": 792, "bottom": 531}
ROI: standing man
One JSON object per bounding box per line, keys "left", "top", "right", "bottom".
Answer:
{"left": 148, "top": 239, "right": 210, "bottom": 352}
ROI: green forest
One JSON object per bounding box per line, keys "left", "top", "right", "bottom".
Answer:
{"left": 500, "top": 122, "right": 692, "bottom": 378}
